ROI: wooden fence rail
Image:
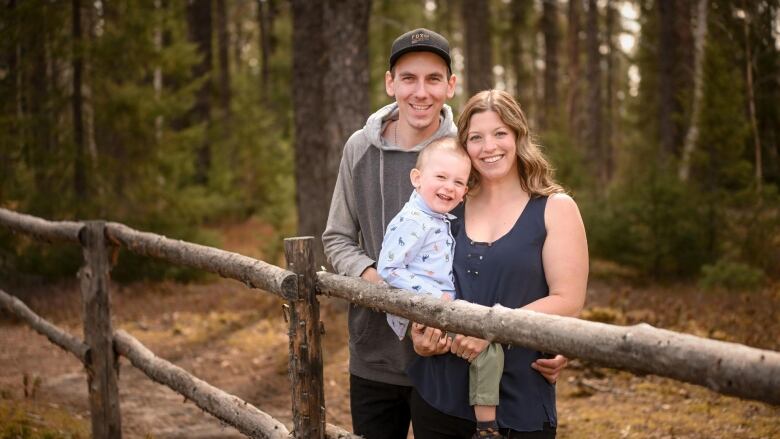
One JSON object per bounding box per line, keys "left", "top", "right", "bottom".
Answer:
{"left": 317, "top": 273, "right": 780, "bottom": 405}
{"left": 1, "top": 207, "right": 779, "bottom": 439}
{"left": 0, "top": 288, "right": 89, "bottom": 363}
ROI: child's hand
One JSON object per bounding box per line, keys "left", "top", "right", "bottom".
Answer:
{"left": 441, "top": 292, "right": 453, "bottom": 302}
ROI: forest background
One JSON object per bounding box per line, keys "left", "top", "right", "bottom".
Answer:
{"left": 1, "top": 0, "right": 779, "bottom": 290}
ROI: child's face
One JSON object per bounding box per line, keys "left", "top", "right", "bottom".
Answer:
{"left": 410, "top": 150, "right": 471, "bottom": 214}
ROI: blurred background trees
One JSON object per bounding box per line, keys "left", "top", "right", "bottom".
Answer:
{"left": 1, "top": 0, "right": 778, "bottom": 288}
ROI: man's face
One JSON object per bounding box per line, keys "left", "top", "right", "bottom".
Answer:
{"left": 385, "top": 52, "right": 456, "bottom": 135}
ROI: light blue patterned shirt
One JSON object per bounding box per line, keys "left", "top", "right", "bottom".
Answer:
{"left": 378, "top": 190, "right": 457, "bottom": 339}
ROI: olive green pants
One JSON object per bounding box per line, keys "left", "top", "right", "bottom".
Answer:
{"left": 469, "top": 342, "right": 504, "bottom": 406}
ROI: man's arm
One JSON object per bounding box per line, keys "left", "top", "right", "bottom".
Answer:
{"left": 322, "top": 138, "right": 376, "bottom": 278}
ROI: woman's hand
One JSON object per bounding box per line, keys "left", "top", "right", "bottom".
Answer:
{"left": 410, "top": 322, "right": 451, "bottom": 357}
{"left": 531, "top": 354, "right": 568, "bottom": 384}
{"left": 450, "top": 335, "right": 489, "bottom": 363}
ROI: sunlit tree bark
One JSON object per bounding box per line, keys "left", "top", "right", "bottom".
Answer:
{"left": 679, "top": 0, "right": 708, "bottom": 182}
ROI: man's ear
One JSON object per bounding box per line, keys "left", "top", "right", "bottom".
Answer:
{"left": 410, "top": 168, "right": 421, "bottom": 189}
{"left": 446, "top": 74, "right": 457, "bottom": 99}
{"left": 385, "top": 70, "right": 395, "bottom": 98}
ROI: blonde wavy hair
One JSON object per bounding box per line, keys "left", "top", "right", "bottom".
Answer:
{"left": 457, "top": 89, "right": 563, "bottom": 197}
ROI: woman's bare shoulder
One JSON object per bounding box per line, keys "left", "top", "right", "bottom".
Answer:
{"left": 544, "top": 193, "right": 583, "bottom": 227}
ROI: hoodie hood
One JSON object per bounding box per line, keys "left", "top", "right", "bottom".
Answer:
{"left": 364, "top": 102, "right": 457, "bottom": 152}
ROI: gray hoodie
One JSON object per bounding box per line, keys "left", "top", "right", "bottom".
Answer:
{"left": 322, "top": 101, "right": 457, "bottom": 386}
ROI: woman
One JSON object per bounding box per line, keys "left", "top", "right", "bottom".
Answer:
{"left": 408, "top": 90, "right": 588, "bottom": 439}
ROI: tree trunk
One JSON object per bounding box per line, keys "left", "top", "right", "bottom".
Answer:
{"left": 604, "top": 0, "right": 617, "bottom": 183}
{"left": 742, "top": 1, "right": 762, "bottom": 193}
{"left": 656, "top": 0, "right": 693, "bottom": 161}
{"left": 678, "top": 0, "right": 708, "bottom": 182}
{"left": 216, "top": 0, "right": 230, "bottom": 119}
{"left": 674, "top": 2, "right": 694, "bottom": 154}
{"left": 257, "top": 0, "right": 276, "bottom": 100}
{"left": 323, "top": 0, "right": 371, "bottom": 187}
{"left": 72, "top": 0, "right": 87, "bottom": 201}
{"left": 567, "top": 0, "right": 582, "bottom": 144}
{"left": 290, "top": 0, "right": 371, "bottom": 268}
{"left": 509, "top": 0, "right": 531, "bottom": 106}
{"left": 291, "top": 0, "right": 327, "bottom": 266}
{"left": 585, "top": 0, "right": 602, "bottom": 179}
{"left": 29, "top": 6, "right": 55, "bottom": 199}
{"left": 186, "top": 0, "right": 213, "bottom": 185}
{"left": 462, "top": 0, "right": 493, "bottom": 96}
{"left": 3, "top": 0, "right": 19, "bottom": 200}
{"left": 540, "top": 0, "right": 559, "bottom": 130}
{"left": 435, "top": 0, "right": 455, "bottom": 42}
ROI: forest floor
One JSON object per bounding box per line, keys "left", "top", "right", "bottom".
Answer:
{"left": 1, "top": 218, "right": 779, "bottom": 439}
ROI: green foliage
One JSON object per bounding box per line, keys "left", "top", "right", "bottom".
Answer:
{"left": 1, "top": 1, "right": 777, "bottom": 286}
{"left": 584, "top": 172, "right": 710, "bottom": 279}
{"left": 539, "top": 129, "right": 588, "bottom": 191}
{"left": 0, "top": 1, "right": 299, "bottom": 283}
{"left": 698, "top": 259, "right": 766, "bottom": 292}
{"left": 690, "top": 4, "right": 750, "bottom": 194}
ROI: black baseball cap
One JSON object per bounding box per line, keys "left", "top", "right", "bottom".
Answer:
{"left": 389, "top": 28, "right": 452, "bottom": 72}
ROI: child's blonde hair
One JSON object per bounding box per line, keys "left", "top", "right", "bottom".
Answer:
{"left": 416, "top": 136, "right": 470, "bottom": 170}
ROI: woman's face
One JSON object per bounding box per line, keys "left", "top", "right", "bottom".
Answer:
{"left": 464, "top": 111, "right": 518, "bottom": 183}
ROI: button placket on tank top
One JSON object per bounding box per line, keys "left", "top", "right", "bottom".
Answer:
{"left": 465, "top": 240, "right": 488, "bottom": 279}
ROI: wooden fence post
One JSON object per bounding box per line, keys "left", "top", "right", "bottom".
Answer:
{"left": 80, "top": 221, "right": 122, "bottom": 438}
{"left": 284, "top": 237, "right": 325, "bottom": 439}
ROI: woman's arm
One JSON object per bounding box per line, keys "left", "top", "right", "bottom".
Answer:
{"left": 525, "top": 193, "right": 588, "bottom": 317}
{"left": 527, "top": 193, "right": 588, "bottom": 383}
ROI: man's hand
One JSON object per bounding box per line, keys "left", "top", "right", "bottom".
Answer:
{"left": 360, "top": 267, "right": 383, "bottom": 284}
{"left": 410, "top": 322, "right": 451, "bottom": 357}
{"left": 450, "top": 335, "right": 489, "bottom": 363}
{"left": 531, "top": 354, "right": 568, "bottom": 384}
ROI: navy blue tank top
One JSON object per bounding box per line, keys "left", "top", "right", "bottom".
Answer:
{"left": 407, "top": 196, "right": 556, "bottom": 432}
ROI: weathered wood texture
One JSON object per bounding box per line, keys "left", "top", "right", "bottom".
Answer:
{"left": 80, "top": 221, "right": 122, "bottom": 438}
{"left": 317, "top": 272, "right": 780, "bottom": 405}
{"left": 105, "top": 222, "right": 298, "bottom": 300}
{"left": 113, "top": 330, "right": 289, "bottom": 439}
{"left": 0, "top": 288, "right": 89, "bottom": 364}
{"left": 284, "top": 237, "right": 325, "bottom": 438}
{"left": 0, "top": 207, "right": 81, "bottom": 242}
{"left": 325, "top": 423, "right": 362, "bottom": 439}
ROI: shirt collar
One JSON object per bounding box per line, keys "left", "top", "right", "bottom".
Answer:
{"left": 410, "top": 190, "right": 457, "bottom": 220}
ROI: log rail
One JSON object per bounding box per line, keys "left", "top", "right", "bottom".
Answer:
{"left": 1, "top": 207, "right": 778, "bottom": 439}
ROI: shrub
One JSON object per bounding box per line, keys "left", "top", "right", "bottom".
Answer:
{"left": 698, "top": 259, "right": 766, "bottom": 292}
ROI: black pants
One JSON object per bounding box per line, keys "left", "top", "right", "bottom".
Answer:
{"left": 350, "top": 374, "right": 413, "bottom": 439}
{"left": 410, "top": 388, "right": 556, "bottom": 439}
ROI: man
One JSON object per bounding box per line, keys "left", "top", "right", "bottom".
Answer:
{"left": 323, "top": 28, "right": 564, "bottom": 439}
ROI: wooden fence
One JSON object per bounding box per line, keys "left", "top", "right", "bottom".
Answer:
{"left": 0, "top": 207, "right": 778, "bottom": 439}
